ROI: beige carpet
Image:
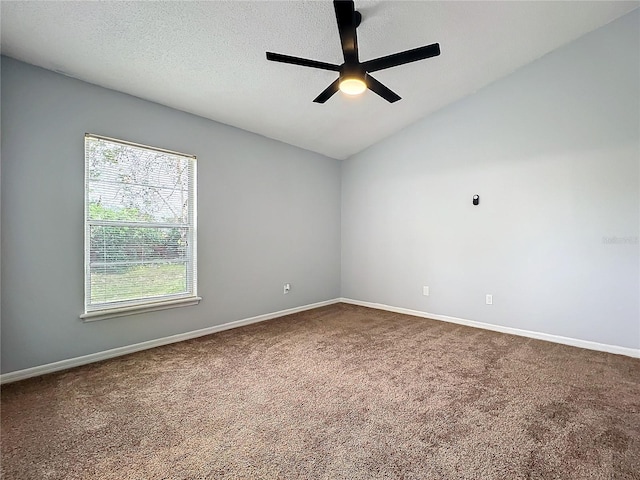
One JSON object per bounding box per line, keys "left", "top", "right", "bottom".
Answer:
{"left": 2, "top": 303, "right": 639, "bottom": 479}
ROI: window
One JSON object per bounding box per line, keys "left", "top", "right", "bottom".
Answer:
{"left": 82, "top": 134, "right": 199, "bottom": 320}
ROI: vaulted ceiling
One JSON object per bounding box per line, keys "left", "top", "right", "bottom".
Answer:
{"left": 1, "top": 1, "right": 637, "bottom": 159}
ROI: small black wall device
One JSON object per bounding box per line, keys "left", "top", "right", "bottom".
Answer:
{"left": 473, "top": 195, "right": 480, "bottom": 205}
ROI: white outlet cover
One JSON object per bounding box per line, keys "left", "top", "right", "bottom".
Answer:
{"left": 423, "top": 286, "right": 429, "bottom": 296}
{"left": 486, "top": 294, "right": 493, "bottom": 305}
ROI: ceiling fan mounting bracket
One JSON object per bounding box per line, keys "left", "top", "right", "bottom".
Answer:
{"left": 354, "top": 10, "right": 362, "bottom": 28}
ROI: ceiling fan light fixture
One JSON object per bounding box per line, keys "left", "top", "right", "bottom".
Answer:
{"left": 339, "top": 77, "right": 366, "bottom": 95}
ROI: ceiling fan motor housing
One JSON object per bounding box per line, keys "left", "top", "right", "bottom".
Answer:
{"left": 340, "top": 63, "right": 365, "bottom": 82}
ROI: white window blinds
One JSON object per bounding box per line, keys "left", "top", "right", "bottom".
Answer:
{"left": 84, "top": 134, "right": 197, "bottom": 316}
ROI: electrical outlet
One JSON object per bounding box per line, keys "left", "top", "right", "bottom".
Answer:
{"left": 423, "top": 286, "right": 429, "bottom": 296}
{"left": 283, "top": 283, "right": 291, "bottom": 294}
{"left": 486, "top": 294, "right": 493, "bottom": 305}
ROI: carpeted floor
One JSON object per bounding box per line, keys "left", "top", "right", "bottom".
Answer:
{"left": 2, "top": 303, "right": 639, "bottom": 479}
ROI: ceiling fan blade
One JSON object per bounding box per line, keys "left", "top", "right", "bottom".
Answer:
{"left": 334, "top": 0, "right": 359, "bottom": 64}
{"left": 365, "top": 74, "right": 401, "bottom": 103}
{"left": 266, "top": 52, "right": 341, "bottom": 71}
{"left": 362, "top": 43, "right": 440, "bottom": 73}
{"left": 313, "top": 78, "right": 341, "bottom": 103}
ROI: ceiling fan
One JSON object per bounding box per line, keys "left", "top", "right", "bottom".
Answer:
{"left": 266, "top": 0, "right": 441, "bottom": 103}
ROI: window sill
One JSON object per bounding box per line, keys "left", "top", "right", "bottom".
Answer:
{"left": 80, "top": 296, "right": 202, "bottom": 322}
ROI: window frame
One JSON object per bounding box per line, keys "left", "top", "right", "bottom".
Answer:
{"left": 81, "top": 133, "right": 200, "bottom": 321}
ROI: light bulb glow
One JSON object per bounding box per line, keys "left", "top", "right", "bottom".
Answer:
{"left": 339, "top": 77, "right": 366, "bottom": 95}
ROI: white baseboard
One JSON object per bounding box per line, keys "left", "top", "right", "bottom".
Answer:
{"left": 339, "top": 298, "right": 640, "bottom": 359}
{"left": 3, "top": 297, "right": 636, "bottom": 384}
{"left": 0, "top": 298, "right": 341, "bottom": 384}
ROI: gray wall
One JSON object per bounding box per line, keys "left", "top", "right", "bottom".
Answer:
{"left": 341, "top": 11, "right": 640, "bottom": 349}
{"left": 1, "top": 57, "right": 341, "bottom": 373}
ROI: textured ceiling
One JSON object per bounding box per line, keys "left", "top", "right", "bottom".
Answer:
{"left": 1, "top": 1, "right": 637, "bottom": 160}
